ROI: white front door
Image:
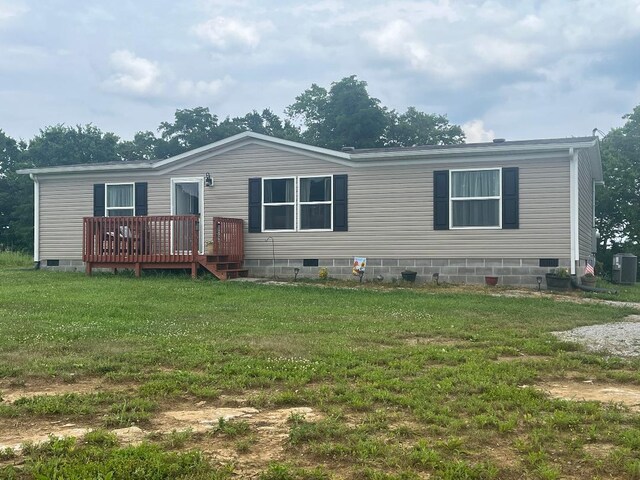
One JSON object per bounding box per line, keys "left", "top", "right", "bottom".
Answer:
{"left": 171, "top": 178, "right": 204, "bottom": 253}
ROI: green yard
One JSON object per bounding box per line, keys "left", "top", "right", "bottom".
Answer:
{"left": 1, "top": 261, "right": 640, "bottom": 479}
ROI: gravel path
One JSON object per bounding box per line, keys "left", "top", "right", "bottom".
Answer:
{"left": 554, "top": 315, "right": 640, "bottom": 357}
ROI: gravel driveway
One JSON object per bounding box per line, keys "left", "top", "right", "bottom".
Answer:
{"left": 554, "top": 315, "right": 640, "bottom": 357}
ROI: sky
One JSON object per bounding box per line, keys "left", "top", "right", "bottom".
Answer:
{"left": 1, "top": 0, "right": 639, "bottom": 144}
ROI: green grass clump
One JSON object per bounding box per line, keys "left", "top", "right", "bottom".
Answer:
{"left": 0, "top": 250, "right": 32, "bottom": 268}
{"left": 0, "top": 436, "right": 234, "bottom": 479}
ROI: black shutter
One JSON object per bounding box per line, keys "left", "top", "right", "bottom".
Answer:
{"left": 248, "top": 178, "right": 262, "bottom": 233}
{"left": 333, "top": 174, "right": 348, "bottom": 232}
{"left": 502, "top": 167, "right": 519, "bottom": 229}
{"left": 135, "top": 182, "right": 148, "bottom": 216}
{"left": 93, "top": 184, "right": 105, "bottom": 217}
{"left": 433, "top": 170, "right": 449, "bottom": 230}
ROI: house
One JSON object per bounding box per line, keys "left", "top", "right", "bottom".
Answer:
{"left": 18, "top": 131, "right": 603, "bottom": 286}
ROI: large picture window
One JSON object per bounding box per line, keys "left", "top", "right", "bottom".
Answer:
{"left": 450, "top": 169, "right": 501, "bottom": 228}
{"left": 263, "top": 178, "right": 295, "bottom": 231}
{"left": 106, "top": 183, "right": 134, "bottom": 217}
{"left": 299, "top": 176, "right": 332, "bottom": 230}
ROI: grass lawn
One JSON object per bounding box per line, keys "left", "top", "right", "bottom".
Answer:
{"left": 0, "top": 265, "right": 640, "bottom": 479}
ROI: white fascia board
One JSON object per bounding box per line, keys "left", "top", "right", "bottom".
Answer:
{"left": 349, "top": 139, "right": 598, "bottom": 161}
{"left": 17, "top": 162, "right": 154, "bottom": 175}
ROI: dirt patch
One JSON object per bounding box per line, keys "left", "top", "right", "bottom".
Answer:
{"left": 0, "top": 378, "right": 135, "bottom": 404}
{"left": 403, "top": 336, "right": 466, "bottom": 347}
{"left": 537, "top": 380, "right": 640, "bottom": 411}
{"left": 495, "top": 354, "right": 550, "bottom": 363}
{"left": 0, "top": 390, "right": 320, "bottom": 478}
{"left": 583, "top": 442, "right": 617, "bottom": 458}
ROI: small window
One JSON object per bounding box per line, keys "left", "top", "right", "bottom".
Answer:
{"left": 263, "top": 178, "right": 295, "bottom": 231}
{"left": 450, "top": 169, "right": 500, "bottom": 228}
{"left": 299, "top": 176, "right": 332, "bottom": 230}
{"left": 539, "top": 258, "right": 559, "bottom": 267}
{"left": 106, "top": 184, "right": 135, "bottom": 217}
{"left": 303, "top": 259, "right": 319, "bottom": 267}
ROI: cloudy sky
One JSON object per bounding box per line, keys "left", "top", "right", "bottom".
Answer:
{"left": 1, "top": 0, "right": 639, "bottom": 144}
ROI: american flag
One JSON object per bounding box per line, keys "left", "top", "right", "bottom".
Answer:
{"left": 584, "top": 258, "right": 595, "bottom": 275}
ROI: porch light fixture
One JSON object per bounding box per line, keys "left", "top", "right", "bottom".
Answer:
{"left": 536, "top": 276, "right": 543, "bottom": 291}
{"left": 205, "top": 173, "right": 213, "bottom": 187}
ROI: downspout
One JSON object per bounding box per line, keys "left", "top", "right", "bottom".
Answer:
{"left": 569, "top": 148, "right": 579, "bottom": 275}
{"left": 592, "top": 179, "right": 597, "bottom": 256}
{"left": 30, "top": 174, "right": 40, "bottom": 265}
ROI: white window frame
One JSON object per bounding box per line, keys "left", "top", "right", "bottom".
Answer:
{"left": 449, "top": 168, "right": 502, "bottom": 230}
{"left": 262, "top": 177, "right": 296, "bottom": 232}
{"left": 105, "top": 182, "right": 135, "bottom": 217}
{"left": 298, "top": 175, "right": 333, "bottom": 232}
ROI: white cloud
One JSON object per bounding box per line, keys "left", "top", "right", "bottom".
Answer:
{"left": 192, "top": 16, "right": 271, "bottom": 50}
{"left": 362, "top": 20, "right": 457, "bottom": 78}
{"left": 177, "top": 76, "right": 234, "bottom": 98}
{"left": 463, "top": 120, "right": 496, "bottom": 143}
{"left": 472, "top": 36, "right": 541, "bottom": 70}
{"left": 103, "top": 50, "right": 162, "bottom": 96}
{"left": 0, "top": 1, "right": 28, "bottom": 21}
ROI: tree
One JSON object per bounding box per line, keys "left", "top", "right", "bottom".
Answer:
{"left": 224, "top": 108, "right": 301, "bottom": 141}
{"left": 0, "top": 130, "right": 30, "bottom": 251}
{"left": 24, "top": 124, "right": 120, "bottom": 168}
{"left": 0, "top": 129, "right": 21, "bottom": 176}
{"left": 596, "top": 104, "right": 640, "bottom": 271}
{"left": 287, "top": 76, "right": 389, "bottom": 149}
{"left": 384, "top": 107, "right": 465, "bottom": 147}
{"left": 157, "top": 107, "right": 226, "bottom": 157}
{"left": 117, "top": 131, "right": 161, "bottom": 161}
{"left": 287, "top": 76, "right": 465, "bottom": 150}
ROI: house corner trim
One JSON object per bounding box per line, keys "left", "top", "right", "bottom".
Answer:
{"left": 569, "top": 149, "right": 579, "bottom": 274}
{"left": 30, "top": 174, "right": 40, "bottom": 262}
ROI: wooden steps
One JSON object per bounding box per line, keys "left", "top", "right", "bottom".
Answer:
{"left": 197, "top": 255, "right": 249, "bottom": 280}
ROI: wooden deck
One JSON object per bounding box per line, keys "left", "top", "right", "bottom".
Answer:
{"left": 82, "top": 216, "right": 247, "bottom": 280}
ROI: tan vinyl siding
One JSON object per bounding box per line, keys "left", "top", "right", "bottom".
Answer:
{"left": 578, "top": 151, "right": 595, "bottom": 260}
{"left": 37, "top": 143, "right": 572, "bottom": 261}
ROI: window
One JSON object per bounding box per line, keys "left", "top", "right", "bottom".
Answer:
{"left": 450, "top": 169, "right": 501, "bottom": 228}
{"left": 106, "top": 183, "right": 134, "bottom": 217}
{"left": 299, "top": 176, "right": 332, "bottom": 230}
{"left": 250, "top": 175, "right": 346, "bottom": 233}
{"left": 263, "top": 178, "right": 295, "bottom": 231}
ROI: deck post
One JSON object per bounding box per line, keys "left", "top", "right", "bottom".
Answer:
{"left": 85, "top": 262, "right": 92, "bottom": 276}
{"left": 191, "top": 262, "right": 198, "bottom": 278}
{"left": 135, "top": 263, "right": 141, "bottom": 277}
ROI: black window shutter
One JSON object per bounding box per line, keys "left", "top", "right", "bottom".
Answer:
{"left": 248, "top": 178, "right": 262, "bottom": 233}
{"left": 502, "top": 167, "right": 519, "bottom": 229}
{"left": 93, "top": 184, "right": 105, "bottom": 217}
{"left": 135, "top": 182, "right": 148, "bottom": 216}
{"left": 333, "top": 174, "right": 348, "bottom": 232}
{"left": 433, "top": 170, "right": 449, "bottom": 230}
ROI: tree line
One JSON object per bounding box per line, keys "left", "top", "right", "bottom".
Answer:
{"left": 1, "top": 75, "right": 638, "bottom": 275}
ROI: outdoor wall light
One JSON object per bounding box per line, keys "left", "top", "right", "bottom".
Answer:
{"left": 205, "top": 173, "right": 213, "bottom": 187}
{"left": 294, "top": 267, "right": 300, "bottom": 281}
{"left": 536, "top": 276, "right": 543, "bottom": 291}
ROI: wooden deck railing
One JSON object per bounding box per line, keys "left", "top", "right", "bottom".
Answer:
{"left": 212, "top": 217, "right": 244, "bottom": 261}
{"left": 83, "top": 215, "right": 199, "bottom": 264}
